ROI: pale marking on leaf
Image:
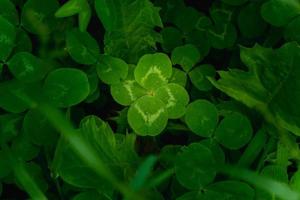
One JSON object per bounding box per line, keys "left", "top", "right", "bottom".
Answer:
{"left": 0, "top": 34, "right": 12, "bottom": 45}
{"left": 134, "top": 103, "right": 165, "bottom": 126}
{"left": 141, "top": 65, "right": 167, "bottom": 85}
{"left": 18, "top": 57, "right": 35, "bottom": 77}
{"left": 124, "top": 80, "right": 135, "bottom": 101}
{"left": 104, "top": 67, "right": 112, "bottom": 73}
{"left": 32, "top": 11, "right": 45, "bottom": 22}
{"left": 165, "top": 87, "right": 176, "bottom": 108}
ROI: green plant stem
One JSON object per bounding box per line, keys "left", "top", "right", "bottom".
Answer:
{"left": 5, "top": 147, "right": 47, "bottom": 200}
{"left": 220, "top": 165, "right": 300, "bottom": 200}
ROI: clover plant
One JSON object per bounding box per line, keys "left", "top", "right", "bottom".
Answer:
{"left": 1, "top": 0, "right": 300, "bottom": 200}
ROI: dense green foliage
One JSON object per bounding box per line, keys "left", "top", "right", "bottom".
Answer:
{"left": 1, "top": 0, "right": 300, "bottom": 199}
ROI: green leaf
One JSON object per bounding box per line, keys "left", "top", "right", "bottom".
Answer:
{"left": 0, "top": 0, "right": 19, "bottom": 25}
{"left": 66, "top": 29, "right": 100, "bottom": 65}
{"left": 21, "top": 0, "right": 59, "bottom": 34}
{"left": 188, "top": 64, "right": 216, "bottom": 91}
{"left": 0, "top": 82, "right": 32, "bottom": 113}
{"left": 171, "top": 44, "right": 201, "bottom": 72}
{"left": 11, "top": 133, "right": 39, "bottom": 161}
{"left": 290, "top": 170, "right": 300, "bottom": 192}
{"left": 185, "top": 100, "right": 218, "bottom": 137}
{"left": 210, "top": 42, "right": 300, "bottom": 136}
{"left": 261, "top": 165, "right": 288, "bottom": 183}
{"left": 208, "top": 23, "right": 237, "bottom": 49}
{"left": 177, "top": 180, "right": 255, "bottom": 200}
{"left": 96, "top": 55, "right": 128, "bottom": 85}
{"left": 215, "top": 112, "right": 253, "bottom": 150}
{"left": 185, "top": 29, "right": 211, "bottom": 58}
{"left": 238, "top": 129, "right": 267, "bottom": 167}
{"left": 173, "top": 7, "right": 201, "bottom": 33}
{"left": 261, "top": 0, "right": 300, "bottom": 27}
{"left": 135, "top": 53, "right": 173, "bottom": 90}
{"left": 15, "top": 162, "right": 48, "bottom": 193}
{"left": 159, "top": 145, "right": 181, "bottom": 168}
{"left": 73, "top": 191, "right": 110, "bottom": 200}
{"left": 8, "top": 52, "right": 50, "bottom": 82}
{"left": 222, "top": 0, "right": 248, "bottom": 6}
{"left": 127, "top": 95, "right": 168, "bottom": 136}
{"left": 86, "top": 68, "right": 99, "bottom": 95}
{"left": 285, "top": 16, "right": 300, "bottom": 43}
{"left": 130, "top": 155, "right": 157, "bottom": 190}
{"left": 111, "top": 80, "right": 147, "bottom": 106}
{"left": 175, "top": 143, "right": 216, "bottom": 190}
{"left": 23, "top": 109, "right": 58, "bottom": 146}
{"left": 95, "top": 0, "right": 163, "bottom": 63}
{"left": 0, "top": 16, "right": 16, "bottom": 61}
{"left": 78, "top": 4, "right": 91, "bottom": 32}
{"left": 199, "top": 139, "right": 225, "bottom": 165}
{"left": 169, "top": 68, "right": 187, "bottom": 87}
{"left": 202, "top": 180, "right": 254, "bottom": 200}
{"left": 13, "top": 28, "right": 32, "bottom": 54}
{"left": 161, "top": 27, "right": 183, "bottom": 53}
{"left": 43, "top": 68, "right": 90, "bottom": 108}
{"left": 53, "top": 131, "right": 111, "bottom": 189}
{"left": 238, "top": 2, "right": 268, "bottom": 38}
{"left": 55, "top": 0, "right": 82, "bottom": 17}
{"left": 0, "top": 113, "right": 22, "bottom": 145}
{"left": 154, "top": 83, "right": 189, "bottom": 119}
{"left": 55, "top": 0, "right": 92, "bottom": 32}
{"left": 0, "top": 149, "right": 12, "bottom": 178}
{"left": 53, "top": 115, "right": 137, "bottom": 189}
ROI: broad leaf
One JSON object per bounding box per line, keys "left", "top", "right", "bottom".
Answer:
{"left": 23, "top": 109, "right": 58, "bottom": 146}
{"left": 8, "top": 52, "right": 50, "bottom": 82}
{"left": 185, "top": 100, "right": 218, "bottom": 137}
{"left": 154, "top": 83, "right": 189, "bottom": 119}
{"left": 238, "top": 2, "right": 267, "bottom": 38}
{"left": 95, "top": 0, "right": 162, "bottom": 63}
{"left": 135, "top": 53, "right": 173, "bottom": 90}
{"left": 173, "top": 7, "right": 201, "bottom": 33}
{"left": 177, "top": 180, "right": 254, "bottom": 200}
{"left": 127, "top": 95, "right": 168, "bottom": 136}
{"left": 188, "top": 64, "right": 216, "bottom": 91}
{"left": 285, "top": 16, "right": 300, "bottom": 43}
{"left": 111, "top": 80, "right": 147, "bottom": 106}
{"left": 161, "top": 27, "right": 183, "bottom": 53}
{"left": 21, "top": 0, "right": 59, "bottom": 34}
{"left": 0, "top": 16, "right": 16, "bottom": 61}
{"left": 53, "top": 115, "right": 138, "bottom": 189}
{"left": 215, "top": 112, "right": 253, "bottom": 150}
{"left": 96, "top": 55, "right": 128, "bottom": 85}
{"left": 222, "top": 0, "right": 248, "bottom": 6}
{"left": 202, "top": 180, "right": 255, "bottom": 200}
{"left": 175, "top": 143, "right": 216, "bottom": 190}
{"left": 171, "top": 44, "right": 201, "bottom": 72}
{"left": 261, "top": 0, "right": 300, "bottom": 27}
{"left": 66, "top": 29, "right": 100, "bottom": 65}
{"left": 13, "top": 28, "right": 32, "bottom": 53}
{"left": 199, "top": 139, "right": 225, "bottom": 165}
{"left": 73, "top": 191, "right": 110, "bottom": 200}
{"left": 43, "top": 68, "right": 90, "bottom": 108}
{"left": 0, "top": 113, "right": 22, "bottom": 145}
{"left": 0, "top": 0, "right": 19, "bottom": 25}
{"left": 208, "top": 7, "right": 237, "bottom": 49}
{"left": 169, "top": 68, "right": 187, "bottom": 87}
{"left": 0, "top": 82, "right": 32, "bottom": 113}
{"left": 210, "top": 43, "right": 300, "bottom": 136}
